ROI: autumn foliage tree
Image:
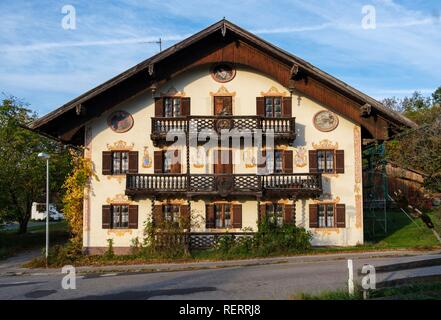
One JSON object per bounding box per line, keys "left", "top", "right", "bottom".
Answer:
{"left": 62, "top": 150, "right": 95, "bottom": 250}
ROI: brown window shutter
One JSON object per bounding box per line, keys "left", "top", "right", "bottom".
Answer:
{"left": 336, "top": 150, "right": 345, "bottom": 174}
{"left": 283, "top": 150, "right": 293, "bottom": 173}
{"left": 309, "top": 204, "right": 318, "bottom": 228}
{"left": 309, "top": 150, "right": 318, "bottom": 174}
{"left": 128, "top": 205, "right": 139, "bottom": 229}
{"left": 102, "top": 205, "right": 111, "bottom": 229}
{"left": 336, "top": 204, "right": 346, "bottom": 228}
{"left": 256, "top": 97, "right": 265, "bottom": 116}
{"left": 154, "top": 150, "right": 163, "bottom": 174}
{"left": 180, "top": 205, "right": 190, "bottom": 229}
{"left": 171, "top": 150, "right": 181, "bottom": 173}
{"left": 205, "top": 204, "right": 215, "bottom": 228}
{"left": 232, "top": 204, "right": 242, "bottom": 229}
{"left": 284, "top": 204, "right": 295, "bottom": 225}
{"left": 152, "top": 204, "right": 163, "bottom": 227}
{"left": 155, "top": 97, "right": 164, "bottom": 117}
{"left": 128, "top": 151, "right": 139, "bottom": 174}
{"left": 282, "top": 97, "right": 292, "bottom": 117}
{"left": 258, "top": 204, "right": 267, "bottom": 223}
{"left": 102, "top": 151, "right": 112, "bottom": 175}
{"left": 181, "top": 97, "right": 191, "bottom": 116}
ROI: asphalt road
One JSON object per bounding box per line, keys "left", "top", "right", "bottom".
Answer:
{"left": 1, "top": 253, "right": 441, "bottom": 300}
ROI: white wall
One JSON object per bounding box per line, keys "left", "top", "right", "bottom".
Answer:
{"left": 84, "top": 64, "right": 363, "bottom": 249}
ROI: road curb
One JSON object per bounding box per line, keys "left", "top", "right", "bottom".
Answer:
{"left": 2, "top": 249, "right": 439, "bottom": 277}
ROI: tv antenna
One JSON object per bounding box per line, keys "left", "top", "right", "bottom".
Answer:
{"left": 143, "top": 38, "right": 162, "bottom": 52}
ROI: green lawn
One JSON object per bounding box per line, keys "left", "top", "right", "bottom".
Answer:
{"left": 0, "top": 221, "right": 69, "bottom": 260}
{"left": 364, "top": 209, "right": 440, "bottom": 249}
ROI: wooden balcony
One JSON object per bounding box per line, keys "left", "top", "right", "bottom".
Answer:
{"left": 126, "top": 173, "right": 322, "bottom": 198}
{"left": 151, "top": 116, "right": 296, "bottom": 144}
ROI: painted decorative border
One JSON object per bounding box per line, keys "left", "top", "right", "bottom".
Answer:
{"left": 313, "top": 110, "right": 339, "bottom": 132}
{"left": 260, "top": 86, "right": 288, "bottom": 97}
{"left": 354, "top": 126, "right": 363, "bottom": 229}
{"left": 106, "top": 140, "right": 134, "bottom": 151}
{"left": 106, "top": 194, "right": 133, "bottom": 205}
{"left": 312, "top": 139, "right": 339, "bottom": 150}
{"left": 160, "top": 86, "right": 186, "bottom": 97}
{"left": 312, "top": 195, "right": 341, "bottom": 204}
{"left": 210, "top": 85, "right": 236, "bottom": 97}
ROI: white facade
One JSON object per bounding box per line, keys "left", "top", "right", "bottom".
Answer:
{"left": 82, "top": 65, "right": 364, "bottom": 253}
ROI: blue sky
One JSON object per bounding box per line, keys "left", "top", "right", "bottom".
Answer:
{"left": 0, "top": 0, "right": 440, "bottom": 116}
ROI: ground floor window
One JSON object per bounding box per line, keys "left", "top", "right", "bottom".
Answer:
{"left": 112, "top": 205, "right": 129, "bottom": 228}
{"left": 163, "top": 205, "right": 181, "bottom": 225}
{"left": 215, "top": 204, "right": 232, "bottom": 228}
{"left": 266, "top": 203, "right": 284, "bottom": 226}
{"left": 318, "top": 204, "right": 335, "bottom": 228}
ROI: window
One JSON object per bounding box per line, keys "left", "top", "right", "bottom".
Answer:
{"left": 164, "top": 97, "right": 181, "bottom": 117}
{"left": 266, "top": 150, "right": 284, "bottom": 173}
{"left": 112, "top": 205, "right": 129, "bottom": 229}
{"left": 317, "top": 150, "right": 335, "bottom": 173}
{"left": 163, "top": 152, "right": 172, "bottom": 173}
{"left": 112, "top": 151, "right": 129, "bottom": 174}
{"left": 265, "top": 97, "right": 282, "bottom": 118}
{"left": 318, "top": 204, "right": 335, "bottom": 228}
{"left": 163, "top": 205, "right": 181, "bottom": 225}
{"left": 266, "top": 203, "right": 284, "bottom": 226}
{"left": 215, "top": 204, "right": 232, "bottom": 228}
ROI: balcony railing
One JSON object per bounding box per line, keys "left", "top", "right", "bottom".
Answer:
{"left": 126, "top": 173, "right": 322, "bottom": 198}
{"left": 151, "top": 116, "right": 296, "bottom": 143}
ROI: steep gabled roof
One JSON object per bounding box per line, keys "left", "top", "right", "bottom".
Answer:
{"left": 30, "top": 19, "right": 415, "bottom": 145}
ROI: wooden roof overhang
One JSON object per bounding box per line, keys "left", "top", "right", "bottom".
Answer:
{"left": 30, "top": 19, "right": 416, "bottom": 145}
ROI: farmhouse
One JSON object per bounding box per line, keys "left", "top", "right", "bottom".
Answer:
{"left": 30, "top": 20, "right": 415, "bottom": 254}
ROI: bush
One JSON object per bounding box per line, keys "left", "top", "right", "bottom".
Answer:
{"left": 211, "top": 218, "right": 312, "bottom": 258}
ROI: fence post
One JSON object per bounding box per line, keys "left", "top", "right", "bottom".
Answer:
{"left": 347, "top": 259, "right": 355, "bottom": 296}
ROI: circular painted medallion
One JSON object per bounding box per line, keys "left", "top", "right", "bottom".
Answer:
{"left": 107, "top": 111, "right": 134, "bottom": 133}
{"left": 313, "top": 111, "right": 339, "bottom": 132}
{"left": 211, "top": 63, "right": 236, "bottom": 83}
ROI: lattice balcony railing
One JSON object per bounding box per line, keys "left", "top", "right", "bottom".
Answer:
{"left": 126, "top": 173, "right": 321, "bottom": 197}
{"left": 151, "top": 116, "right": 296, "bottom": 142}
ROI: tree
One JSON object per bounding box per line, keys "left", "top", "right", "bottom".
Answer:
{"left": 384, "top": 87, "right": 441, "bottom": 193}
{"left": 0, "top": 97, "right": 71, "bottom": 233}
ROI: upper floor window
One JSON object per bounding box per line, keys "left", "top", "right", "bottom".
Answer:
{"left": 154, "top": 150, "right": 181, "bottom": 174}
{"left": 112, "top": 205, "right": 129, "bottom": 229}
{"left": 164, "top": 97, "right": 181, "bottom": 117}
{"left": 155, "top": 97, "right": 190, "bottom": 117}
{"left": 102, "top": 150, "right": 138, "bottom": 176}
{"left": 317, "top": 150, "right": 335, "bottom": 174}
{"left": 265, "top": 97, "right": 282, "bottom": 118}
{"left": 112, "top": 151, "right": 129, "bottom": 174}
{"left": 266, "top": 150, "right": 284, "bottom": 174}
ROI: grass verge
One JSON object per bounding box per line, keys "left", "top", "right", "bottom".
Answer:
{"left": 293, "top": 282, "right": 441, "bottom": 300}
{"left": 0, "top": 221, "right": 69, "bottom": 260}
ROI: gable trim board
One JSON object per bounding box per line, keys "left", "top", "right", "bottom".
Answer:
{"left": 29, "top": 19, "right": 414, "bottom": 145}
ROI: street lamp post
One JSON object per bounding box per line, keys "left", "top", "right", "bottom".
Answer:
{"left": 38, "top": 152, "right": 50, "bottom": 266}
